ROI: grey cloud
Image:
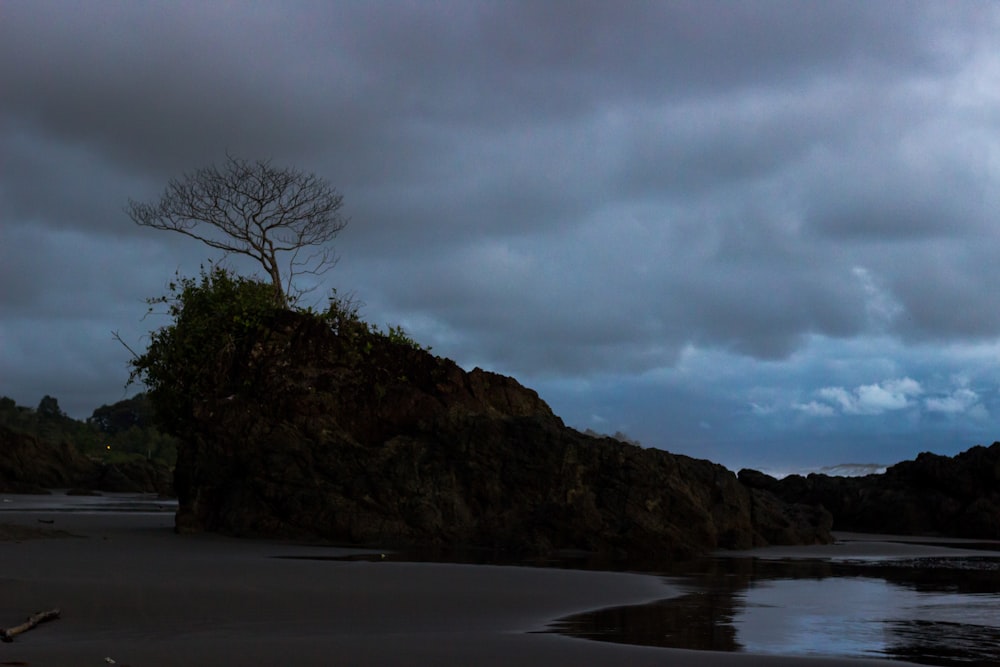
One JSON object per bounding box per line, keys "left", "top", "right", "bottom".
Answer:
{"left": 4, "top": 1, "right": 1000, "bottom": 467}
{"left": 1, "top": 317, "right": 136, "bottom": 418}
{"left": 890, "top": 249, "right": 1000, "bottom": 341}
{"left": 0, "top": 128, "right": 151, "bottom": 234}
{"left": 1, "top": 221, "right": 192, "bottom": 318}
{"left": 357, "top": 205, "right": 872, "bottom": 376}
{"left": 0, "top": 1, "right": 967, "bottom": 180}
{"left": 1, "top": 4, "right": 374, "bottom": 179}
{"left": 924, "top": 387, "right": 985, "bottom": 416}
{"left": 348, "top": 1, "right": 957, "bottom": 113}
{"left": 800, "top": 132, "right": 996, "bottom": 243}
{"left": 679, "top": 269, "right": 863, "bottom": 359}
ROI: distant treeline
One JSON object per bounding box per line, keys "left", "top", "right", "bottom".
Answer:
{"left": 0, "top": 394, "right": 178, "bottom": 467}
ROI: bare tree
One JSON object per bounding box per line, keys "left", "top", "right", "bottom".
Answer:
{"left": 127, "top": 155, "right": 348, "bottom": 307}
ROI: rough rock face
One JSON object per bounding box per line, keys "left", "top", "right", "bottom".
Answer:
{"left": 0, "top": 424, "right": 172, "bottom": 495}
{"left": 172, "top": 310, "right": 831, "bottom": 559}
{"left": 0, "top": 425, "right": 94, "bottom": 493}
{"left": 739, "top": 443, "right": 1000, "bottom": 539}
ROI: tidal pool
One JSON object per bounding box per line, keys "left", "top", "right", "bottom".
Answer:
{"left": 546, "top": 556, "right": 1000, "bottom": 665}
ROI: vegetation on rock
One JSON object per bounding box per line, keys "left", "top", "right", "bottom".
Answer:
{"left": 129, "top": 265, "right": 429, "bottom": 438}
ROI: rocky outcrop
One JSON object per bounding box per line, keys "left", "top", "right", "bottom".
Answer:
{"left": 0, "top": 424, "right": 172, "bottom": 496}
{"left": 92, "top": 459, "right": 174, "bottom": 495}
{"left": 0, "top": 425, "right": 94, "bottom": 493}
{"left": 739, "top": 443, "right": 1000, "bottom": 539}
{"left": 171, "top": 310, "right": 830, "bottom": 559}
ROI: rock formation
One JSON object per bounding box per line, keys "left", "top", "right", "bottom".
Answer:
{"left": 0, "top": 425, "right": 93, "bottom": 493}
{"left": 0, "top": 424, "right": 172, "bottom": 495}
{"left": 739, "top": 443, "right": 1000, "bottom": 539}
{"left": 171, "top": 310, "right": 830, "bottom": 559}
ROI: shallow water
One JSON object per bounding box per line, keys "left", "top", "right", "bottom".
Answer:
{"left": 0, "top": 490, "right": 177, "bottom": 514}
{"left": 547, "top": 556, "right": 1000, "bottom": 665}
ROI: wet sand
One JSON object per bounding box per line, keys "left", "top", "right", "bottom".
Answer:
{"left": 0, "top": 505, "right": 927, "bottom": 666}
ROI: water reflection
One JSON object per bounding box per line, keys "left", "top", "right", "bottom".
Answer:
{"left": 547, "top": 557, "right": 1000, "bottom": 666}
{"left": 0, "top": 491, "right": 177, "bottom": 514}
{"left": 553, "top": 587, "right": 742, "bottom": 652}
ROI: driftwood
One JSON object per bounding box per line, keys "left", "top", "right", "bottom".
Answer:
{"left": 0, "top": 609, "right": 60, "bottom": 642}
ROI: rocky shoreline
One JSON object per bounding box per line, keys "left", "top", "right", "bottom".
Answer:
{"left": 0, "top": 424, "right": 173, "bottom": 496}
{"left": 169, "top": 310, "right": 831, "bottom": 560}
{"left": 6, "top": 306, "right": 997, "bottom": 558}
{"left": 740, "top": 442, "right": 1000, "bottom": 539}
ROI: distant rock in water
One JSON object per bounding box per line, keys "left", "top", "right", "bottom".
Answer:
{"left": 169, "top": 309, "right": 830, "bottom": 560}
{"left": 739, "top": 443, "right": 1000, "bottom": 539}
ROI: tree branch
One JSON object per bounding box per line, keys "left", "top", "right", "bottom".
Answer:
{"left": 127, "top": 155, "right": 349, "bottom": 307}
{"left": 1, "top": 608, "right": 61, "bottom": 642}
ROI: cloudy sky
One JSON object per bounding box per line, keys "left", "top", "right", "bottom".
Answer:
{"left": 3, "top": 1, "right": 1000, "bottom": 474}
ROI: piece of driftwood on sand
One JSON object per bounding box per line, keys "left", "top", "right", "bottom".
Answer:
{"left": 0, "top": 609, "right": 60, "bottom": 642}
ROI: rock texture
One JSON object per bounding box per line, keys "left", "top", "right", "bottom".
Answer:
{"left": 171, "top": 310, "right": 830, "bottom": 559}
{"left": 0, "top": 425, "right": 172, "bottom": 495}
{"left": 0, "top": 425, "right": 92, "bottom": 493}
{"left": 739, "top": 443, "right": 1000, "bottom": 539}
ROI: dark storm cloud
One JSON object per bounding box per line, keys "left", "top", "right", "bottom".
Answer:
{"left": 3, "top": 1, "right": 1000, "bottom": 467}
{"left": 0, "top": 1, "right": 970, "bottom": 185}
{"left": 890, "top": 243, "right": 1000, "bottom": 341}
{"left": 344, "top": 0, "right": 955, "bottom": 114}
{"left": 0, "top": 127, "right": 149, "bottom": 234}
{"left": 0, "top": 4, "right": 340, "bottom": 172}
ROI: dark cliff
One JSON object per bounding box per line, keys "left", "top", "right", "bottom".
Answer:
{"left": 739, "top": 442, "right": 1000, "bottom": 539}
{"left": 169, "top": 309, "right": 830, "bottom": 559}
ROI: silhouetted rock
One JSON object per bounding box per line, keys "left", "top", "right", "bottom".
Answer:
{"left": 171, "top": 310, "right": 830, "bottom": 559}
{"left": 739, "top": 443, "right": 1000, "bottom": 539}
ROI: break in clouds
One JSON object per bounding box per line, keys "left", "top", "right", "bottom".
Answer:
{"left": 2, "top": 1, "right": 1000, "bottom": 470}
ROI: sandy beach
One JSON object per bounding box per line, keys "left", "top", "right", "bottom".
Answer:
{"left": 0, "top": 499, "right": 941, "bottom": 666}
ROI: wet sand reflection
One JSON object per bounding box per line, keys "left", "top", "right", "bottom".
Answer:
{"left": 546, "top": 557, "right": 1000, "bottom": 665}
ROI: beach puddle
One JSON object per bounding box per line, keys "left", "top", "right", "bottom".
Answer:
{"left": 546, "top": 557, "right": 1000, "bottom": 665}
